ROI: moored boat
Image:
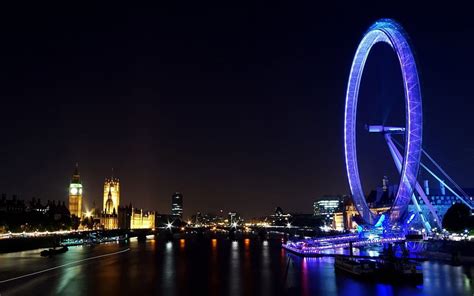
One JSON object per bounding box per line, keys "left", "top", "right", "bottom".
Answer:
{"left": 334, "top": 255, "right": 423, "bottom": 283}
{"left": 377, "top": 258, "right": 423, "bottom": 282}
{"left": 334, "top": 255, "right": 376, "bottom": 277}
{"left": 40, "top": 246, "right": 69, "bottom": 257}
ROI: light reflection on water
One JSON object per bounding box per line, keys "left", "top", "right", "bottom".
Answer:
{"left": 209, "top": 238, "right": 219, "bottom": 296}
{"left": 56, "top": 260, "right": 82, "bottom": 295}
{"left": 260, "top": 240, "right": 270, "bottom": 296}
{"left": 0, "top": 238, "right": 472, "bottom": 296}
{"left": 229, "top": 240, "right": 241, "bottom": 296}
{"left": 162, "top": 241, "right": 175, "bottom": 296}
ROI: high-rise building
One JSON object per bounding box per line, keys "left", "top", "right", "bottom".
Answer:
{"left": 103, "top": 175, "right": 120, "bottom": 215}
{"left": 313, "top": 196, "right": 343, "bottom": 229}
{"left": 313, "top": 196, "right": 342, "bottom": 216}
{"left": 68, "top": 163, "right": 83, "bottom": 218}
{"left": 171, "top": 192, "right": 183, "bottom": 218}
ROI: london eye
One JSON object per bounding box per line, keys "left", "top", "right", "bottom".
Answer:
{"left": 344, "top": 19, "right": 474, "bottom": 233}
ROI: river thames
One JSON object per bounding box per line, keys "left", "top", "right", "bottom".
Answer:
{"left": 0, "top": 237, "right": 472, "bottom": 296}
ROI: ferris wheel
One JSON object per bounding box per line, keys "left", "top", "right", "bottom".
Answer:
{"left": 343, "top": 19, "right": 473, "bottom": 233}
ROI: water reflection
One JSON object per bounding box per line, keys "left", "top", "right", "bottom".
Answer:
{"left": 229, "top": 240, "right": 241, "bottom": 296}
{"left": 209, "top": 238, "right": 219, "bottom": 296}
{"left": 162, "top": 241, "right": 175, "bottom": 296}
{"left": 243, "top": 238, "right": 254, "bottom": 295}
{"left": 212, "top": 238, "right": 217, "bottom": 249}
{"left": 260, "top": 240, "right": 270, "bottom": 296}
{"left": 301, "top": 258, "right": 309, "bottom": 296}
{"left": 0, "top": 238, "right": 473, "bottom": 296}
{"left": 56, "top": 262, "right": 82, "bottom": 294}
{"left": 244, "top": 238, "right": 250, "bottom": 248}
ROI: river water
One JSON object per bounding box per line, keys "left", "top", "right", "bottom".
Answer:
{"left": 0, "top": 237, "right": 472, "bottom": 295}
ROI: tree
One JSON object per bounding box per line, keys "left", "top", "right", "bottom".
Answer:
{"left": 442, "top": 203, "right": 472, "bottom": 232}
{"left": 71, "top": 215, "right": 80, "bottom": 230}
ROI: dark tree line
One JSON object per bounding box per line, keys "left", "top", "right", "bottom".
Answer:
{"left": 442, "top": 203, "right": 474, "bottom": 232}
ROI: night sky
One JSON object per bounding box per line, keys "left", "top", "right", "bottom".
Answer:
{"left": 0, "top": 2, "right": 473, "bottom": 218}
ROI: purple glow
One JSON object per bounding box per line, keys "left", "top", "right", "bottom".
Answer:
{"left": 344, "top": 19, "right": 423, "bottom": 226}
{"left": 312, "top": 234, "right": 358, "bottom": 243}
{"left": 283, "top": 236, "right": 406, "bottom": 255}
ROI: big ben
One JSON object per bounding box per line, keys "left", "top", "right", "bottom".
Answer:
{"left": 69, "top": 163, "right": 83, "bottom": 218}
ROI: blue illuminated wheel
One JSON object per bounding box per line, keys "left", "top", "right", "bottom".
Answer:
{"left": 344, "top": 19, "right": 423, "bottom": 227}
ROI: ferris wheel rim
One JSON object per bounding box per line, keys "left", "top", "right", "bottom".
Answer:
{"left": 344, "top": 19, "right": 423, "bottom": 227}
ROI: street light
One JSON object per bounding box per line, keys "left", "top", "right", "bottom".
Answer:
{"left": 85, "top": 210, "right": 92, "bottom": 218}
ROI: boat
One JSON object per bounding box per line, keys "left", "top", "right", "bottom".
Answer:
{"left": 334, "top": 255, "right": 423, "bottom": 283}
{"left": 377, "top": 258, "right": 423, "bottom": 282}
{"left": 378, "top": 243, "right": 423, "bottom": 282}
{"left": 40, "top": 246, "right": 69, "bottom": 257}
{"left": 334, "top": 255, "right": 376, "bottom": 277}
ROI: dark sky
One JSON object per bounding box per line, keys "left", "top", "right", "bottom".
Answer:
{"left": 0, "top": 2, "right": 473, "bottom": 218}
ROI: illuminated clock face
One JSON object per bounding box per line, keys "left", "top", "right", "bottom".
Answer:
{"left": 70, "top": 187, "right": 78, "bottom": 195}
{"left": 79, "top": 188, "right": 83, "bottom": 194}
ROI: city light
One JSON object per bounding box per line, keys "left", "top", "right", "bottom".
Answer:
{"left": 0, "top": 13, "right": 472, "bottom": 296}
{"left": 283, "top": 236, "right": 406, "bottom": 255}
{"left": 319, "top": 225, "right": 331, "bottom": 232}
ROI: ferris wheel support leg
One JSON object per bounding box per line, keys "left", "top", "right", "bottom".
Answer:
{"left": 392, "top": 137, "right": 474, "bottom": 211}
{"left": 419, "top": 161, "right": 474, "bottom": 210}
{"left": 385, "top": 135, "right": 438, "bottom": 232}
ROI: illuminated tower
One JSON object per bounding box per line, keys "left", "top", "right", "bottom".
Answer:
{"left": 172, "top": 192, "right": 183, "bottom": 219}
{"left": 103, "top": 175, "right": 120, "bottom": 215}
{"left": 105, "top": 188, "right": 114, "bottom": 214}
{"left": 68, "top": 163, "right": 83, "bottom": 218}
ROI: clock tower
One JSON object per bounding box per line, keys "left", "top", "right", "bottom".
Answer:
{"left": 68, "top": 163, "right": 83, "bottom": 218}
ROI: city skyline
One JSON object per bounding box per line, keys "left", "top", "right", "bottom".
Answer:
{"left": 0, "top": 4, "right": 474, "bottom": 295}
{"left": 0, "top": 3, "right": 473, "bottom": 218}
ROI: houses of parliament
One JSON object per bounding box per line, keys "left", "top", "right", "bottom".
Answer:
{"left": 68, "top": 165, "right": 155, "bottom": 230}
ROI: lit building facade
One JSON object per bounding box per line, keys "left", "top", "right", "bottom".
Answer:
{"left": 101, "top": 212, "right": 118, "bottom": 229}
{"left": 313, "top": 197, "right": 342, "bottom": 216}
{"left": 342, "top": 199, "right": 390, "bottom": 230}
{"left": 333, "top": 212, "right": 345, "bottom": 231}
{"left": 117, "top": 204, "right": 155, "bottom": 229}
{"left": 68, "top": 164, "right": 83, "bottom": 218}
{"left": 101, "top": 175, "right": 120, "bottom": 230}
{"left": 313, "top": 196, "right": 343, "bottom": 229}
{"left": 172, "top": 192, "right": 183, "bottom": 219}
{"left": 103, "top": 177, "right": 120, "bottom": 215}
{"left": 131, "top": 208, "right": 155, "bottom": 229}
